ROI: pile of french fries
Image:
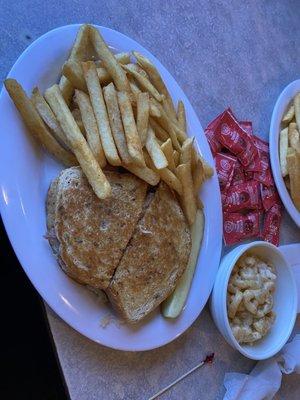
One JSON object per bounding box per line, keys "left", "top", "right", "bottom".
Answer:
{"left": 279, "top": 93, "right": 300, "bottom": 211}
{"left": 4, "top": 24, "right": 213, "bottom": 226}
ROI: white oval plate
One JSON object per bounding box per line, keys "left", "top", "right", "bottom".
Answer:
{"left": 0, "top": 24, "right": 222, "bottom": 351}
{"left": 269, "top": 79, "right": 300, "bottom": 227}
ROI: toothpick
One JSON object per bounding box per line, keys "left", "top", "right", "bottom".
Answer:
{"left": 148, "top": 353, "right": 214, "bottom": 400}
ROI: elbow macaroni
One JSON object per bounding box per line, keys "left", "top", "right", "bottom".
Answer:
{"left": 227, "top": 254, "right": 276, "bottom": 344}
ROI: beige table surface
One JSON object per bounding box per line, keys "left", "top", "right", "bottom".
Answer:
{"left": 1, "top": 0, "right": 300, "bottom": 399}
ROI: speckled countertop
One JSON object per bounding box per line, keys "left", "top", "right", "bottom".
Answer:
{"left": 1, "top": 1, "right": 300, "bottom": 399}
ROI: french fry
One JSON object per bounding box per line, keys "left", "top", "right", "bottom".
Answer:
{"left": 162, "top": 209, "right": 204, "bottom": 318}
{"left": 132, "top": 50, "right": 177, "bottom": 119}
{"left": 122, "top": 163, "right": 160, "bottom": 186}
{"left": 126, "top": 63, "right": 148, "bottom": 78}
{"left": 128, "top": 78, "right": 161, "bottom": 118}
{"left": 95, "top": 52, "right": 131, "bottom": 68}
{"left": 117, "top": 91, "right": 145, "bottom": 166}
{"left": 279, "top": 127, "right": 288, "bottom": 177}
{"left": 282, "top": 104, "right": 295, "bottom": 124}
{"left": 122, "top": 64, "right": 164, "bottom": 102}
{"left": 161, "top": 138, "right": 175, "bottom": 171}
{"left": 82, "top": 61, "right": 121, "bottom": 166}
{"left": 75, "top": 89, "right": 106, "bottom": 168}
{"left": 177, "top": 100, "right": 187, "bottom": 133}
{"left": 103, "top": 83, "right": 131, "bottom": 165}
{"left": 5, "top": 79, "right": 76, "bottom": 166}
{"left": 45, "top": 84, "right": 111, "bottom": 199}
{"left": 180, "top": 137, "right": 194, "bottom": 164}
{"left": 192, "top": 157, "right": 205, "bottom": 197}
{"left": 31, "top": 87, "right": 70, "bottom": 149}
{"left": 71, "top": 108, "right": 86, "bottom": 135}
{"left": 62, "top": 60, "right": 87, "bottom": 92}
{"left": 199, "top": 155, "right": 214, "bottom": 178}
{"left": 136, "top": 92, "right": 150, "bottom": 146}
{"left": 288, "top": 122, "right": 300, "bottom": 153}
{"left": 89, "top": 26, "right": 131, "bottom": 93}
{"left": 59, "top": 24, "right": 91, "bottom": 104}
{"left": 144, "top": 151, "right": 182, "bottom": 195}
{"left": 150, "top": 118, "right": 169, "bottom": 141}
{"left": 177, "top": 163, "right": 197, "bottom": 225}
{"left": 286, "top": 148, "right": 300, "bottom": 210}
{"left": 145, "top": 126, "right": 168, "bottom": 169}
{"left": 173, "top": 150, "right": 180, "bottom": 166}
{"left": 294, "top": 93, "right": 300, "bottom": 132}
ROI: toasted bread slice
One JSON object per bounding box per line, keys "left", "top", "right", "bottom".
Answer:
{"left": 106, "top": 182, "right": 191, "bottom": 322}
{"left": 51, "top": 167, "right": 148, "bottom": 289}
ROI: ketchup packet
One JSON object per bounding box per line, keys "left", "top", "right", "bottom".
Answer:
{"left": 215, "top": 153, "right": 237, "bottom": 192}
{"left": 231, "top": 161, "right": 245, "bottom": 186}
{"left": 223, "top": 211, "right": 260, "bottom": 245}
{"left": 262, "top": 204, "right": 282, "bottom": 246}
{"left": 216, "top": 110, "right": 258, "bottom": 167}
{"left": 223, "top": 180, "right": 261, "bottom": 212}
{"left": 245, "top": 171, "right": 254, "bottom": 180}
{"left": 254, "top": 167, "right": 274, "bottom": 187}
{"left": 239, "top": 121, "right": 253, "bottom": 136}
{"left": 260, "top": 184, "right": 280, "bottom": 211}
{"left": 205, "top": 110, "right": 228, "bottom": 155}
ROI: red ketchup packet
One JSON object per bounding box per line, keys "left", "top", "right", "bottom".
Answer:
{"left": 223, "top": 211, "right": 260, "bottom": 245}
{"left": 239, "top": 121, "right": 253, "bottom": 136}
{"left": 260, "top": 184, "right": 280, "bottom": 211}
{"left": 231, "top": 161, "right": 245, "bottom": 186}
{"left": 216, "top": 110, "right": 258, "bottom": 167}
{"left": 245, "top": 171, "right": 254, "bottom": 180}
{"left": 205, "top": 110, "right": 227, "bottom": 155}
{"left": 223, "top": 180, "right": 261, "bottom": 212}
{"left": 262, "top": 204, "right": 282, "bottom": 246}
{"left": 215, "top": 153, "right": 237, "bottom": 192}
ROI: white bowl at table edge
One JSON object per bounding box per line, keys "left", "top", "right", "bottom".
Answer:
{"left": 269, "top": 79, "right": 300, "bottom": 227}
{"left": 210, "top": 241, "right": 297, "bottom": 360}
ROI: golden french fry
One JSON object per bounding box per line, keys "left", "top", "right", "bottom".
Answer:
{"left": 103, "top": 83, "right": 131, "bottom": 165}
{"left": 71, "top": 108, "right": 86, "bottom": 136}
{"left": 199, "top": 155, "right": 214, "bottom": 178}
{"left": 144, "top": 151, "right": 182, "bottom": 194}
{"left": 62, "top": 60, "right": 87, "bottom": 92}
{"left": 117, "top": 91, "right": 145, "bottom": 166}
{"left": 193, "top": 157, "right": 205, "bottom": 196}
{"left": 177, "top": 100, "right": 187, "bottom": 133}
{"left": 75, "top": 89, "right": 106, "bottom": 168}
{"left": 89, "top": 26, "right": 131, "bottom": 93}
{"left": 82, "top": 61, "right": 121, "bottom": 166}
{"left": 132, "top": 50, "right": 176, "bottom": 119}
{"left": 59, "top": 24, "right": 91, "bottom": 104}
{"left": 286, "top": 148, "right": 300, "bottom": 210}
{"left": 122, "top": 64, "right": 164, "bottom": 102}
{"left": 171, "top": 120, "right": 187, "bottom": 143}
{"left": 288, "top": 122, "right": 300, "bottom": 153}
{"left": 177, "top": 163, "right": 197, "bottom": 225}
{"left": 126, "top": 63, "right": 148, "bottom": 78}
{"left": 45, "top": 84, "right": 111, "bottom": 199}
{"left": 31, "top": 87, "right": 70, "bottom": 149}
{"left": 96, "top": 52, "right": 131, "bottom": 68}
{"left": 128, "top": 78, "right": 161, "bottom": 118}
{"left": 294, "top": 93, "right": 300, "bottom": 132}
{"left": 5, "top": 79, "right": 76, "bottom": 166}
{"left": 173, "top": 150, "right": 180, "bottom": 167}
{"left": 122, "top": 163, "right": 160, "bottom": 186}
{"left": 282, "top": 104, "right": 295, "bottom": 124}
{"left": 161, "top": 138, "right": 175, "bottom": 171}
{"left": 150, "top": 118, "right": 169, "bottom": 142}
{"left": 146, "top": 126, "right": 168, "bottom": 170}
{"left": 279, "top": 127, "right": 289, "bottom": 177}
{"left": 180, "top": 137, "right": 194, "bottom": 164}
{"left": 162, "top": 208, "right": 204, "bottom": 318}
{"left": 136, "top": 92, "right": 150, "bottom": 146}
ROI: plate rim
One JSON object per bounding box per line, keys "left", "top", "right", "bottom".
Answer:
{"left": 269, "top": 79, "right": 300, "bottom": 228}
{"left": 0, "top": 23, "right": 223, "bottom": 351}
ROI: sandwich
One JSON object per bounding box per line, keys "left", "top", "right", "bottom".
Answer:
{"left": 46, "top": 166, "right": 191, "bottom": 322}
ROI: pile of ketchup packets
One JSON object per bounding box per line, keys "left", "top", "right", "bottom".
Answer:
{"left": 205, "top": 108, "right": 282, "bottom": 246}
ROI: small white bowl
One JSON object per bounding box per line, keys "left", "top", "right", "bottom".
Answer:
{"left": 210, "top": 241, "right": 297, "bottom": 360}
{"left": 269, "top": 79, "right": 300, "bottom": 227}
